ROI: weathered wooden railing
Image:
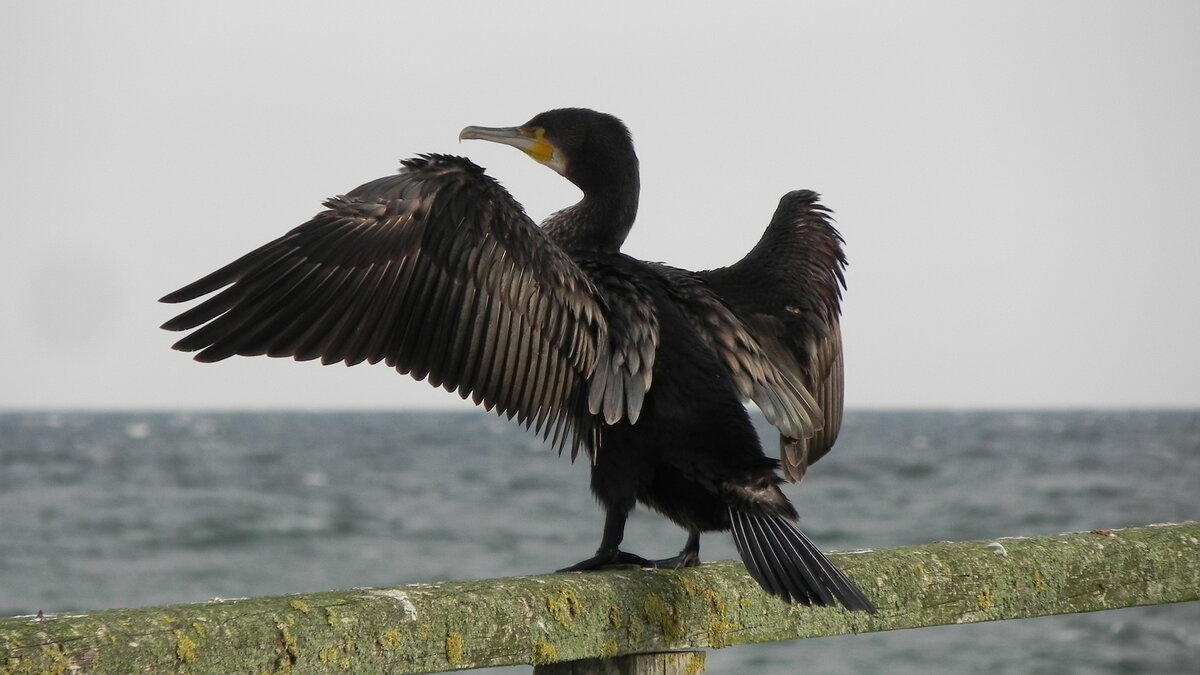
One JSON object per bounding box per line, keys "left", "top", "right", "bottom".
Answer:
{"left": 2, "top": 522, "right": 1197, "bottom": 674}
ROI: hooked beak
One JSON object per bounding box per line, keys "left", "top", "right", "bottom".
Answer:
{"left": 460, "top": 124, "right": 565, "bottom": 174}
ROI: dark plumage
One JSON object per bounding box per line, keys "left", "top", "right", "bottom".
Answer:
{"left": 160, "top": 108, "right": 875, "bottom": 611}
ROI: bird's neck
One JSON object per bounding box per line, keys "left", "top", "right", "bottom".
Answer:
{"left": 545, "top": 182, "right": 640, "bottom": 254}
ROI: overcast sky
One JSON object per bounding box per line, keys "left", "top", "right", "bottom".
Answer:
{"left": 3, "top": 2, "right": 1198, "bottom": 411}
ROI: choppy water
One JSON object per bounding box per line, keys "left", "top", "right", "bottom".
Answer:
{"left": 1, "top": 410, "right": 1197, "bottom": 673}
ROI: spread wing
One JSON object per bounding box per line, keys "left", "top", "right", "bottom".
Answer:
{"left": 699, "top": 190, "right": 847, "bottom": 482}
{"left": 160, "top": 154, "right": 611, "bottom": 456}
{"left": 659, "top": 265, "right": 824, "bottom": 444}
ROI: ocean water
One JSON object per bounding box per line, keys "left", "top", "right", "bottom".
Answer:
{"left": 1, "top": 410, "right": 1197, "bottom": 674}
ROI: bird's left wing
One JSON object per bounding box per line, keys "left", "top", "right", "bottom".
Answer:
{"left": 657, "top": 265, "right": 825, "bottom": 445}
{"left": 161, "top": 154, "right": 605, "bottom": 455}
{"left": 699, "top": 190, "right": 847, "bottom": 481}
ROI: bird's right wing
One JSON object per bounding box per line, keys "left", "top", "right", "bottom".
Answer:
{"left": 576, "top": 259, "right": 659, "bottom": 427}
{"left": 160, "top": 154, "right": 610, "bottom": 456}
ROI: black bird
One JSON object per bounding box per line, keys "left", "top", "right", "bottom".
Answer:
{"left": 160, "top": 108, "right": 875, "bottom": 611}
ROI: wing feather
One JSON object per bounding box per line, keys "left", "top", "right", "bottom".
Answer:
{"left": 161, "top": 154, "right": 607, "bottom": 452}
{"left": 700, "top": 190, "right": 848, "bottom": 481}
{"left": 328, "top": 261, "right": 392, "bottom": 366}
{"left": 664, "top": 269, "right": 823, "bottom": 440}
{"left": 578, "top": 264, "right": 658, "bottom": 427}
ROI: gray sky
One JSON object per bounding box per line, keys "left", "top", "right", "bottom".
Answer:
{"left": 3, "top": 1, "right": 1199, "bottom": 410}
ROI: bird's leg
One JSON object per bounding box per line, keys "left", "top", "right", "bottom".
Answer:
{"left": 650, "top": 529, "right": 701, "bottom": 569}
{"left": 557, "top": 508, "right": 653, "bottom": 572}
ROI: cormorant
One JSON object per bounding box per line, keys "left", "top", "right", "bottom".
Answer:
{"left": 160, "top": 108, "right": 875, "bottom": 611}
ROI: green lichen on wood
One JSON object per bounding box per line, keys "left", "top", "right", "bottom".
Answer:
{"left": 1, "top": 523, "right": 1196, "bottom": 674}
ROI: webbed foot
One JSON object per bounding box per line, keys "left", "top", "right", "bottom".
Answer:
{"left": 651, "top": 530, "right": 701, "bottom": 569}
{"left": 557, "top": 549, "right": 654, "bottom": 572}
{"left": 649, "top": 549, "right": 700, "bottom": 569}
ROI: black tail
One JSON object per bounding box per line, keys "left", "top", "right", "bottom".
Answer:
{"left": 729, "top": 508, "right": 876, "bottom": 612}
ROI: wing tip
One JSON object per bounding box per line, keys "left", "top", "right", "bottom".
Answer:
{"left": 779, "top": 189, "right": 822, "bottom": 205}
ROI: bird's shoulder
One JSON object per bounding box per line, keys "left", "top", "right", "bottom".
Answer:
{"left": 564, "top": 253, "right": 663, "bottom": 426}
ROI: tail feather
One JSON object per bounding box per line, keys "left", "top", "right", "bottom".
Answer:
{"left": 729, "top": 513, "right": 775, "bottom": 594}
{"left": 730, "top": 508, "right": 877, "bottom": 612}
{"left": 755, "top": 513, "right": 837, "bottom": 606}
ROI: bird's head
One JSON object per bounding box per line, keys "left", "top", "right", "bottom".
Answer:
{"left": 460, "top": 108, "right": 638, "bottom": 195}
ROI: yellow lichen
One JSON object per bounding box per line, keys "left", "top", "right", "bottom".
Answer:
{"left": 174, "top": 630, "right": 198, "bottom": 663}
{"left": 700, "top": 587, "right": 736, "bottom": 647}
{"left": 607, "top": 604, "right": 623, "bottom": 628}
{"left": 276, "top": 616, "right": 299, "bottom": 672}
{"left": 598, "top": 639, "right": 620, "bottom": 657}
{"left": 444, "top": 632, "right": 466, "bottom": 666}
{"left": 530, "top": 637, "right": 558, "bottom": 665}
{"left": 417, "top": 622, "right": 433, "bottom": 640}
{"left": 706, "top": 619, "right": 740, "bottom": 648}
{"left": 642, "top": 592, "right": 684, "bottom": 641}
{"left": 702, "top": 588, "right": 726, "bottom": 615}
{"left": 191, "top": 621, "right": 208, "bottom": 638}
{"left": 318, "top": 647, "right": 339, "bottom": 663}
{"left": 976, "top": 587, "right": 993, "bottom": 612}
{"left": 324, "top": 607, "right": 339, "bottom": 627}
{"left": 627, "top": 615, "right": 645, "bottom": 642}
{"left": 289, "top": 599, "right": 311, "bottom": 614}
{"left": 39, "top": 643, "right": 70, "bottom": 675}
{"left": 673, "top": 574, "right": 700, "bottom": 596}
{"left": 685, "top": 652, "right": 706, "bottom": 675}
{"left": 380, "top": 628, "right": 403, "bottom": 651}
{"left": 1031, "top": 569, "right": 1047, "bottom": 590}
{"left": 546, "top": 587, "right": 582, "bottom": 628}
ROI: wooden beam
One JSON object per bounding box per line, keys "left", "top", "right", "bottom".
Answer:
{"left": 2, "top": 523, "right": 1197, "bottom": 674}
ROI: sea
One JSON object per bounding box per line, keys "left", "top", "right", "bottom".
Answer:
{"left": 1, "top": 410, "right": 1197, "bottom": 674}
